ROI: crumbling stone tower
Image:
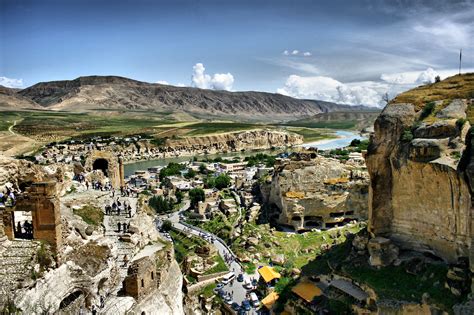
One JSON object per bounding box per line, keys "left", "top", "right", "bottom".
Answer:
{"left": 2, "top": 182, "right": 62, "bottom": 253}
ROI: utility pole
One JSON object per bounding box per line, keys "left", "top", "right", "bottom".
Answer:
{"left": 459, "top": 49, "right": 462, "bottom": 75}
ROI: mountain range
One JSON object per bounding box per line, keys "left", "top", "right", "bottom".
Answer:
{"left": 1, "top": 75, "right": 376, "bottom": 122}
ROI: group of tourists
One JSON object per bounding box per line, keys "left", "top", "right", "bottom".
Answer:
{"left": 0, "top": 187, "right": 16, "bottom": 207}
{"left": 117, "top": 222, "right": 130, "bottom": 233}
{"left": 105, "top": 198, "right": 132, "bottom": 217}
{"left": 15, "top": 220, "right": 33, "bottom": 239}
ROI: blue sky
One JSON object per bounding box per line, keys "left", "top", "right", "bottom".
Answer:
{"left": 1, "top": 0, "right": 473, "bottom": 106}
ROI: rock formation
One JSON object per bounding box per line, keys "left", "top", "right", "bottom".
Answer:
{"left": 366, "top": 74, "right": 474, "bottom": 270}
{"left": 263, "top": 154, "right": 369, "bottom": 231}
{"left": 38, "top": 129, "right": 303, "bottom": 163}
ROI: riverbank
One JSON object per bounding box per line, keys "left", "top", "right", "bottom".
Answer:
{"left": 300, "top": 130, "right": 366, "bottom": 150}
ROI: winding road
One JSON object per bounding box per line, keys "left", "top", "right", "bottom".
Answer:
{"left": 156, "top": 201, "right": 260, "bottom": 314}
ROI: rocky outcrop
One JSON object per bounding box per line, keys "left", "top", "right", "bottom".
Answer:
{"left": 264, "top": 155, "right": 369, "bottom": 231}
{"left": 366, "top": 98, "right": 473, "bottom": 266}
{"left": 0, "top": 154, "right": 44, "bottom": 191}
{"left": 38, "top": 129, "right": 303, "bottom": 164}
{"left": 161, "top": 129, "right": 303, "bottom": 154}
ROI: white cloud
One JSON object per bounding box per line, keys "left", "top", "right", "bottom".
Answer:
{"left": 291, "top": 50, "right": 299, "bottom": 55}
{"left": 191, "top": 63, "right": 234, "bottom": 91}
{"left": 283, "top": 50, "right": 289, "bottom": 55}
{"left": 176, "top": 83, "right": 186, "bottom": 87}
{"left": 0, "top": 76, "right": 23, "bottom": 88}
{"left": 303, "top": 52, "right": 312, "bottom": 57}
{"left": 277, "top": 67, "right": 474, "bottom": 107}
{"left": 156, "top": 80, "right": 169, "bottom": 85}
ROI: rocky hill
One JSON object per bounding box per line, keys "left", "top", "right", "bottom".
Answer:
{"left": 0, "top": 85, "right": 42, "bottom": 110}
{"left": 9, "top": 75, "right": 371, "bottom": 121}
{"left": 366, "top": 73, "right": 474, "bottom": 266}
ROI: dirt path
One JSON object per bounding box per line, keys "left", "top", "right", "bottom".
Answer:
{"left": 8, "top": 120, "right": 17, "bottom": 135}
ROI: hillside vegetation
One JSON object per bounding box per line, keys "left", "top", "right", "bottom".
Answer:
{"left": 391, "top": 73, "right": 474, "bottom": 111}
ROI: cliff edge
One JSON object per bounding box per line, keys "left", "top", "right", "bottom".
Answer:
{"left": 366, "top": 73, "right": 474, "bottom": 268}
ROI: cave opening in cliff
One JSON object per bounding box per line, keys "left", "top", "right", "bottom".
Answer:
{"left": 59, "top": 290, "right": 84, "bottom": 310}
{"left": 93, "top": 158, "right": 109, "bottom": 177}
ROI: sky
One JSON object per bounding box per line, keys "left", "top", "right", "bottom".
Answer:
{"left": 0, "top": 0, "right": 473, "bottom": 107}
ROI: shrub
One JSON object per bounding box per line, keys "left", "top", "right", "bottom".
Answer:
{"left": 401, "top": 129, "right": 414, "bottom": 142}
{"left": 419, "top": 101, "right": 436, "bottom": 120}
{"left": 456, "top": 118, "right": 467, "bottom": 130}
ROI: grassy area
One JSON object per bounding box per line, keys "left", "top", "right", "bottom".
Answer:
{"left": 200, "top": 283, "right": 217, "bottom": 298}
{"left": 10, "top": 110, "right": 176, "bottom": 140}
{"left": 204, "top": 254, "right": 228, "bottom": 275}
{"left": 189, "top": 213, "right": 233, "bottom": 243}
{"left": 0, "top": 112, "right": 22, "bottom": 131}
{"left": 169, "top": 229, "right": 206, "bottom": 264}
{"left": 73, "top": 205, "right": 104, "bottom": 226}
{"left": 284, "top": 121, "right": 359, "bottom": 130}
{"left": 299, "top": 232, "right": 465, "bottom": 313}
{"left": 231, "top": 221, "right": 363, "bottom": 270}
{"left": 185, "top": 122, "right": 263, "bottom": 136}
{"left": 284, "top": 127, "right": 336, "bottom": 142}
{"left": 391, "top": 73, "right": 474, "bottom": 111}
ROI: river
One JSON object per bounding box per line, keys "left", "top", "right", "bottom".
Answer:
{"left": 300, "top": 130, "right": 365, "bottom": 150}
{"left": 124, "top": 130, "right": 365, "bottom": 177}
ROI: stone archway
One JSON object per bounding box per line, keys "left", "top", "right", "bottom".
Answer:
{"left": 93, "top": 158, "right": 109, "bottom": 176}
{"left": 84, "top": 150, "right": 124, "bottom": 188}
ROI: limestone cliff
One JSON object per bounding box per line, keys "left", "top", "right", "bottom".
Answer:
{"left": 39, "top": 129, "right": 303, "bottom": 163}
{"left": 264, "top": 155, "right": 369, "bottom": 231}
{"left": 366, "top": 74, "right": 474, "bottom": 266}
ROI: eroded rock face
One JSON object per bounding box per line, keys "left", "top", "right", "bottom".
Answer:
{"left": 366, "top": 99, "right": 472, "bottom": 265}
{"left": 265, "top": 156, "right": 369, "bottom": 231}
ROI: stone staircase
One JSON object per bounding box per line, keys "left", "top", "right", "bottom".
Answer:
{"left": 0, "top": 239, "right": 40, "bottom": 305}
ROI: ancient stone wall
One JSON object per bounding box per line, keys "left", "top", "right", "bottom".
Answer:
{"left": 3, "top": 182, "right": 62, "bottom": 252}
{"left": 84, "top": 150, "right": 124, "bottom": 188}
{"left": 123, "top": 256, "right": 157, "bottom": 300}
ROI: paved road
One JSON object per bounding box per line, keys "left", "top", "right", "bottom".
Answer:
{"left": 157, "top": 201, "right": 260, "bottom": 314}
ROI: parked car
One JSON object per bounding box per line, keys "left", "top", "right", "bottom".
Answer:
{"left": 216, "top": 283, "right": 224, "bottom": 290}
{"left": 231, "top": 302, "right": 240, "bottom": 311}
{"left": 242, "top": 300, "right": 251, "bottom": 311}
{"left": 250, "top": 292, "right": 260, "bottom": 307}
{"left": 217, "top": 289, "right": 226, "bottom": 298}
{"left": 237, "top": 274, "right": 244, "bottom": 282}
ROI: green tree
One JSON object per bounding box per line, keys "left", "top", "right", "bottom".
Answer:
{"left": 199, "top": 163, "right": 207, "bottom": 174}
{"left": 149, "top": 195, "right": 173, "bottom": 214}
{"left": 159, "top": 162, "right": 185, "bottom": 181}
{"left": 184, "top": 169, "right": 197, "bottom": 179}
{"left": 189, "top": 188, "right": 205, "bottom": 208}
{"left": 175, "top": 190, "right": 184, "bottom": 204}
{"left": 161, "top": 220, "right": 172, "bottom": 232}
{"left": 214, "top": 174, "right": 231, "bottom": 189}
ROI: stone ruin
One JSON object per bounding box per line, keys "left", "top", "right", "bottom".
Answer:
{"left": 84, "top": 150, "right": 125, "bottom": 188}
{"left": 1, "top": 181, "right": 62, "bottom": 253}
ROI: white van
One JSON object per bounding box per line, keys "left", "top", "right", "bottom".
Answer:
{"left": 221, "top": 272, "right": 236, "bottom": 285}
{"left": 250, "top": 292, "right": 260, "bottom": 307}
{"left": 243, "top": 278, "right": 252, "bottom": 289}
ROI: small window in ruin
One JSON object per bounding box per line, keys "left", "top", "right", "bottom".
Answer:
{"left": 151, "top": 271, "right": 154, "bottom": 280}
{"left": 141, "top": 279, "right": 144, "bottom": 288}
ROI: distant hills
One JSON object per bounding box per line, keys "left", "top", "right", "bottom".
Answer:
{"left": 1, "top": 75, "right": 376, "bottom": 122}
